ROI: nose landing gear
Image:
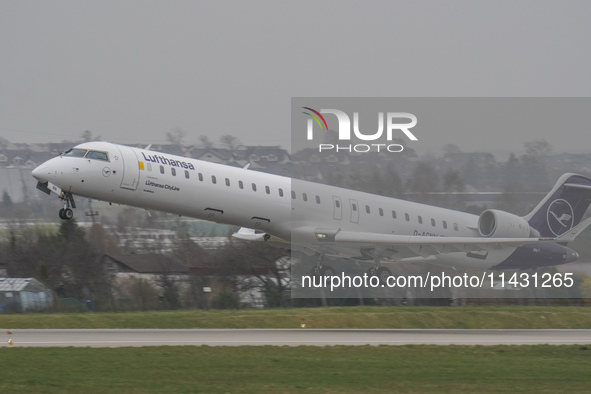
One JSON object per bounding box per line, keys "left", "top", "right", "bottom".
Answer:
{"left": 59, "top": 207, "right": 74, "bottom": 220}
{"left": 58, "top": 192, "right": 76, "bottom": 220}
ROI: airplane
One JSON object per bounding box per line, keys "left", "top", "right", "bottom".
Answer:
{"left": 31, "top": 141, "right": 591, "bottom": 283}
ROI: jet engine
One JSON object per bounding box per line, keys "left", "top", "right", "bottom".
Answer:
{"left": 478, "top": 209, "right": 540, "bottom": 238}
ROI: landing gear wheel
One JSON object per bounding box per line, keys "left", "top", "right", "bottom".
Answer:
{"left": 58, "top": 192, "right": 76, "bottom": 221}
{"left": 319, "top": 266, "right": 336, "bottom": 277}
{"left": 366, "top": 266, "right": 391, "bottom": 285}
{"left": 376, "top": 266, "right": 392, "bottom": 285}
{"left": 311, "top": 265, "right": 337, "bottom": 277}
{"left": 59, "top": 208, "right": 73, "bottom": 220}
{"left": 63, "top": 208, "right": 74, "bottom": 220}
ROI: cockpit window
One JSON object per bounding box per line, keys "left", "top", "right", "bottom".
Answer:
{"left": 64, "top": 149, "right": 88, "bottom": 157}
{"left": 86, "top": 150, "right": 109, "bottom": 161}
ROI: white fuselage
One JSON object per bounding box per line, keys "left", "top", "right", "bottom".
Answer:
{"left": 32, "top": 141, "right": 517, "bottom": 270}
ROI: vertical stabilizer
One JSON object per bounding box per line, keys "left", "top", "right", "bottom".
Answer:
{"left": 524, "top": 173, "right": 591, "bottom": 238}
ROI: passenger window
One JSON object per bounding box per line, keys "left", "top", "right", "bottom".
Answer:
{"left": 443, "top": 221, "right": 448, "bottom": 229}
{"left": 379, "top": 208, "right": 384, "bottom": 217}
{"left": 171, "top": 168, "right": 176, "bottom": 176}
{"left": 352, "top": 203, "right": 357, "bottom": 211}
{"left": 405, "top": 213, "right": 410, "bottom": 222}
{"left": 392, "top": 210, "right": 397, "bottom": 219}
{"left": 335, "top": 200, "right": 340, "bottom": 208}
{"left": 146, "top": 163, "right": 152, "bottom": 172}
{"left": 303, "top": 193, "right": 308, "bottom": 202}
{"left": 418, "top": 216, "right": 423, "bottom": 224}
{"left": 252, "top": 183, "right": 257, "bottom": 192}
{"left": 431, "top": 218, "right": 436, "bottom": 226}
{"left": 265, "top": 186, "right": 270, "bottom": 194}
{"left": 365, "top": 205, "right": 371, "bottom": 214}
{"left": 198, "top": 173, "right": 203, "bottom": 181}
{"left": 226, "top": 178, "right": 230, "bottom": 186}
{"left": 291, "top": 191, "right": 296, "bottom": 199}
{"left": 184, "top": 170, "right": 189, "bottom": 179}
{"left": 160, "top": 166, "right": 165, "bottom": 174}
{"left": 316, "top": 195, "right": 321, "bottom": 204}
{"left": 279, "top": 188, "right": 284, "bottom": 197}
{"left": 454, "top": 223, "right": 459, "bottom": 231}
{"left": 211, "top": 175, "right": 217, "bottom": 184}
{"left": 239, "top": 181, "right": 244, "bottom": 189}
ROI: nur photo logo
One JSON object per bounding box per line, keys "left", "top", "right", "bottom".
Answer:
{"left": 302, "top": 107, "right": 418, "bottom": 153}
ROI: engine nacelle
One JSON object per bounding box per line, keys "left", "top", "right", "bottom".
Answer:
{"left": 478, "top": 209, "right": 539, "bottom": 238}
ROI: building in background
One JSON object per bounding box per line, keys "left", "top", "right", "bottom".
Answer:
{"left": 0, "top": 278, "right": 53, "bottom": 313}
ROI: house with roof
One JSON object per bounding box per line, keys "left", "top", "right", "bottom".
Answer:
{"left": 0, "top": 278, "right": 53, "bottom": 313}
{"left": 189, "top": 147, "right": 237, "bottom": 165}
{"left": 102, "top": 253, "right": 191, "bottom": 308}
{"left": 242, "top": 146, "right": 290, "bottom": 165}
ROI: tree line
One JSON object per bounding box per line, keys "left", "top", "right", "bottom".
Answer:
{"left": 0, "top": 219, "right": 291, "bottom": 312}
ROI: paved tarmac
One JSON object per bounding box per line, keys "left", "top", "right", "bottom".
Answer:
{"left": 3, "top": 329, "right": 591, "bottom": 347}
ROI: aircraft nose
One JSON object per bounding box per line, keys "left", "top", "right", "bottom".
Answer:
{"left": 32, "top": 163, "right": 50, "bottom": 183}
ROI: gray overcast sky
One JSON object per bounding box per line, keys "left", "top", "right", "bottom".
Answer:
{"left": 1, "top": 1, "right": 591, "bottom": 157}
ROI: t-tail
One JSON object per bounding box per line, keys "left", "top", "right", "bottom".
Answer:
{"left": 524, "top": 173, "right": 591, "bottom": 241}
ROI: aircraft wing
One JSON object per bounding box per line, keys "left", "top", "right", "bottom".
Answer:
{"left": 309, "top": 229, "right": 557, "bottom": 258}
{"left": 235, "top": 221, "right": 591, "bottom": 260}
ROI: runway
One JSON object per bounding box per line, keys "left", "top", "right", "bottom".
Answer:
{"left": 4, "top": 329, "right": 591, "bottom": 347}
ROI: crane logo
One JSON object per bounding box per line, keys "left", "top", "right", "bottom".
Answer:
{"left": 547, "top": 199, "right": 574, "bottom": 236}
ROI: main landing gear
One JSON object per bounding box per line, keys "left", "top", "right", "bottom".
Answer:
{"left": 367, "top": 260, "right": 392, "bottom": 285}
{"left": 309, "top": 255, "right": 392, "bottom": 285}
{"left": 58, "top": 192, "right": 76, "bottom": 220}
{"left": 311, "top": 255, "right": 337, "bottom": 277}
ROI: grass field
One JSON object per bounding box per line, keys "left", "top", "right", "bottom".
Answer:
{"left": 2, "top": 306, "right": 591, "bottom": 329}
{"left": 2, "top": 307, "right": 591, "bottom": 393}
{"left": 0, "top": 345, "right": 590, "bottom": 393}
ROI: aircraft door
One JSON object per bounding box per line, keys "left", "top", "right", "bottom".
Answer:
{"left": 349, "top": 199, "right": 359, "bottom": 223}
{"left": 116, "top": 145, "right": 140, "bottom": 190}
{"left": 333, "top": 196, "right": 342, "bottom": 220}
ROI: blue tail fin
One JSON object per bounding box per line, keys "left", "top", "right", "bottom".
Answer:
{"left": 524, "top": 173, "right": 591, "bottom": 238}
